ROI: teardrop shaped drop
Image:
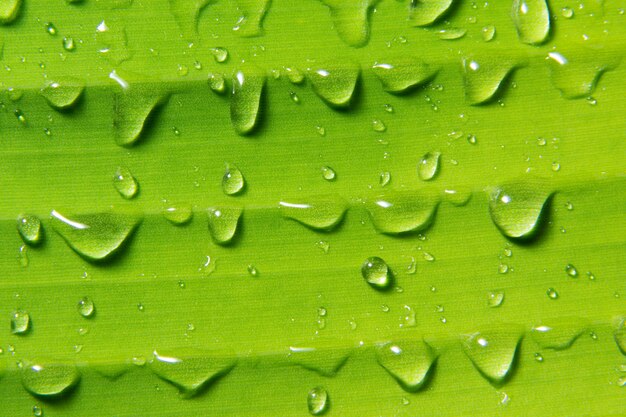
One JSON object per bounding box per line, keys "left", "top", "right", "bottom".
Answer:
{"left": 371, "top": 58, "right": 438, "bottom": 94}
{"left": 307, "top": 386, "right": 329, "bottom": 415}
{"left": 511, "top": 0, "right": 550, "bottom": 45}
{"left": 531, "top": 319, "right": 586, "bottom": 350}
{"left": 17, "top": 214, "right": 42, "bottom": 245}
{"left": 462, "top": 57, "right": 517, "bottom": 105}
{"left": 408, "top": 0, "right": 454, "bottom": 27}
{"left": 149, "top": 348, "right": 236, "bottom": 397}
{"left": 21, "top": 361, "right": 80, "bottom": 398}
{"left": 418, "top": 151, "right": 441, "bottom": 181}
{"left": 222, "top": 164, "right": 245, "bottom": 195}
{"left": 366, "top": 192, "right": 439, "bottom": 234}
{"left": 488, "top": 181, "right": 551, "bottom": 240}
{"left": 361, "top": 256, "right": 391, "bottom": 289}
{"left": 288, "top": 345, "right": 352, "bottom": 377}
{"left": 231, "top": 66, "right": 265, "bottom": 135}
{"left": 51, "top": 210, "right": 140, "bottom": 261}
{"left": 376, "top": 341, "right": 437, "bottom": 392}
{"left": 318, "top": 0, "right": 378, "bottom": 47}
{"left": 306, "top": 62, "right": 360, "bottom": 108}
{"left": 113, "top": 166, "right": 139, "bottom": 199}
{"left": 207, "top": 207, "right": 242, "bottom": 245}
{"left": 40, "top": 78, "right": 84, "bottom": 110}
{"left": 462, "top": 328, "right": 522, "bottom": 384}
{"left": 233, "top": 0, "right": 270, "bottom": 37}
{"left": 163, "top": 204, "right": 193, "bottom": 225}
{"left": 547, "top": 51, "right": 615, "bottom": 99}
{"left": 169, "top": 0, "right": 214, "bottom": 40}
{"left": 279, "top": 197, "right": 347, "bottom": 231}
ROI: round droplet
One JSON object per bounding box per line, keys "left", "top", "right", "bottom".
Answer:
{"left": 21, "top": 362, "right": 80, "bottom": 397}
{"left": 547, "top": 288, "right": 559, "bottom": 299}
{"left": 62, "top": 37, "right": 76, "bottom": 51}
{"left": 222, "top": 164, "right": 245, "bottom": 196}
{"left": 208, "top": 72, "right": 225, "bottom": 94}
{"left": 17, "top": 215, "right": 42, "bottom": 245}
{"left": 77, "top": 297, "right": 94, "bottom": 318}
{"left": 284, "top": 66, "right": 304, "bottom": 84}
{"left": 488, "top": 291, "right": 505, "bottom": 308}
{"left": 482, "top": 25, "right": 496, "bottom": 41}
{"left": 45, "top": 22, "right": 57, "bottom": 35}
{"left": 40, "top": 78, "right": 85, "bottom": 110}
{"left": 321, "top": 166, "right": 336, "bottom": 181}
{"left": 418, "top": 152, "right": 441, "bottom": 181}
{"left": 565, "top": 264, "right": 578, "bottom": 278}
{"left": 32, "top": 405, "right": 43, "bottom": 416}
{"left": 379, "top": 171, "right": 391, "bottom": 187}
{"left": 247, "top": 264, "right": 258, "bottom": 277}
{"left": 209, "top": 47, "right": 228, "bottom": 63}
{"left": 163, "top": 204, "right": 193, "bottom": 225}
{"left": 361, "top": 257, "right": 391, "bottom": 289}
{"left": 307, "top": 386, "right": 329, "bottom": 415}
{"left": 113, "top": 166, "right": 139, "bottom": 199}
{"left": 11, "top": 310, "right": 30, "bottom": 334}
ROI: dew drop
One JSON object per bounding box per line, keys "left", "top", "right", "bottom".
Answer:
{"left": 284, "top": 66, "right": 304, "bottom": 84}
{"left": 45, "top": 22, "right": 57, "bottom": 36}
{"left": 209, "top": 47, "right": 228, "bottom": 63}
{"left": 32, "top": 405, "right": 43, "bottom": 416}
{"left": 62, "top": 37, "right": 76, "bottom": 51}
{"left": 280, "top": 197, "right": 347, "bottom": 231}
{"left": 247, "top": 264, "right": 258, "bottom": 277}
{"left": 222, "top": 164, "right": 245, "bottom": 195}
{"left": 306, "top": 61, "right": 359, "bottom": 108}
{"left": 168, "top": 0, "right": 213, "bottom": 40}
{"left": 379, "top": 171, "right": 391, "bottom": 187}
{"left": 372, "top": 119, "right": 386, "bottom": 132}
{"left": 418, "top": 151, "right": 441, "bottom": 181}
{"left": 207, "top": 207, "right": 242, "bottom": 245}
{"left": 51, "top": 210, "right": 140, "bottom": 262}
{"left": 437, "top": 27, "right": 466, "bottom": 40}
{"left": 232, "top": 0, "right": 270, "bottom": 37}
{"left": 231, "top": 66, "right": 265, "bottom": 135}
{"left": 547, "top": 288, "right": 559, "bottom": 299}
{"left": 511, "top": 0, "right": 550, "bottom": 45}
{"left": 11, "top": 310, "right": 30, "bottom": 334}
{"left": 462, "top": 328, "right": 522, "bottom": 384}
{"left": 17, "top": 215, "right": 42, "bottom": 245}
{"left": 371, "top": 59, "right": 438, "bottom": 94}
{"left": 113, "top": 166, "right": 139, "bottom": 199}
{"left": 361, "top": 256, "right": 391, "bottom": 289}
{"left": 307, "top": 386, "right": 329, "bottom": 415}
{"left": 321, "top": 166, "right": 336, "bottom": 181}
{"left": 21, "top": 361, "right": 80, "bottom": 397}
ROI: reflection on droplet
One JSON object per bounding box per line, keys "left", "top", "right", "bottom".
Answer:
{"left": 113, "top": 166, "right": 139, "bottom": 199}
{"left": 409, "top": 0, "right": 454, "bottom": 27}
{"left": 163, "top": 204, "right": 193, "bottom": 225}
{"left": 418, "top": 151, "right": 441, "bottom": 181}
{"left": 462, "top": 57, "right": 517, "bottom": 105}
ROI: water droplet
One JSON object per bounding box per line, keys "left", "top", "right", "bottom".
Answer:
{"left": 290, "top": 92, "right": 300, "bottom": 103}
{"left": 561, "top": 7, "right": 574, "bottom": 18}
{"left": 534, "top": 352, "right": 544, "bottom": 362}
{"left": 442, "top": 188, "right": 472, "bottom": 206}
{"left": 222, "top": 164, "right": 245, "bottom": 195}
{"left": 306, "top": 61, "right": 359, "bottom": 108}
{"left": 284, "top": 66, "right": 304, "bottom": 84}
{"left": 418, "top": 151, "right": 441, "bottom": 181}
{"left": 0, "top": 0, "right": 22, "bottom": 24}
{"left": 547, "top": 288, "right": 559, "bottom": 299}
{"left": 379, "top": 171, "right": 391, "bottom": 187}
{"left": 409, "top": 0, "right": 454, "bottom": 27}
{"left": 208, "top": 72, "right": 226, "bottom": 94}
{"left": 531, "top": 320, "right": 585, "bottom": 350}
{"left": 279, "top": 197, "right": 347, "bottom": 231}
{"left": 565, "top": 263, "right": 578, "bottom": 278}
{"left": 367, "top": 192, "right": 439, "bottom": 234}
{"left": 547, "top": 51, "right": 615, "bottom": 99}
{"left": 207, "top": 207, "right": 242, "bottom": 245}
{"left": 210, "top": 47, "right": 228, "bottom": 63}
{"left": 372, "top": 119, "right": 386, "bottom": 132}
{"left": 11, "top": 310, "right": 30, "bottom": 334}
{"left": 288, "top": 346, "right": 351, "bottom": 376}
{"left": 169, "top": 0, "right": 213, "bottom": 40}
{"left": 462, "top": 328, "right": 522, "bottom": 384}
{"left": 361, "top": 256, "right": 391, "bottom": 289}
{"left": 247, "top": 264, "right": 258, "bottom": 277}
{"left": 14, "top": 109, "right": 27, "bottom": 124}
{"left": 400, "top": 305, "right": 417, "bottom": 328}
{"left": 511, "top": 0, "right": 550, "bottom": 45}
{"left": 113, "top": 166, "right": 139, "bottom": 199}
{"left": 45, "top": 22, "right": 57, "bottom": 35}
{"left": 488, "top": 181, "right": 551, "bottom": 240}
{"left": 319, "top": 0, "right": 377, "bottom": 47}
{"left": 21, "top": 361, "right": 80, "bottom": 397}
{"left": 32, "top": 405, "right": 43, "bottom": 416}
{"left": 307, "top": 386, "right": 329, "bottom": 415}
{"left": 586, "top": 271, "right": 595, "bottom": 281}
{"left": 321, "top": 166, "right": 336, "bottom": 181}
{"left": 498, "top": 263, "right": 509, "bottom": 274}
{"left": 18, "top": 245, "right": 29, "bottom": 267}
{"left": 231, "top": 66, "right": 265, "bottom": 135}
{"left": 371, "top": 59, "right": 438, "bottom": 94}
{"left": 17, "top": 215, "right": 42, "bottom": 245}
{"left": 51, "top": 210, "right": 140, "bottom": 262}
{"left": 613, "top": 319, "right": 626, "bottom": 355}
{"left": 96, "top": 20, "right": 132, "bottom": 64}
{"left": 315, "top": 125, "right": 326, "bottom": 136}
{"left": 163, "top": 204, "right": 193, "bottom": 225}
{"left": 462, "top": 57, "right": 516, "bottom": 105}
{"left": 482, "top": 25, "right": 496, "bottom": 41}
{"left": 488, "top": 291, "right": 505, "bottom": 307}
{"left": 62, "top": 37, "right": 76, "bottom": 51}
{"left": 149, "top": 348, "right": 236, "bottom": 396}
{"left": 232, "top": 0, "right": 270, "bottom": 37}
{"left": 376, "top": 341, "right": 436, "bottom": 392}
{"left": 437, "top": 27, "right": 466, "bottom": 40}
{"left": 77, "top": 297, "right": 95, "bottom": 318}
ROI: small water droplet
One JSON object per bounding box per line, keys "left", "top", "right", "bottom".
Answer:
{"left": 208, "top": 72, "right": 226, "bottom": 94}
{"left": 45, "top": 22, "right": 57, "bottom": 36}
{"left": 315, "top": 125, "right": 326, "bottom": 136}
{"left": 163, "top": 204, "right": 193, "bottom": 225}
{"left": 547, "top": 288, "right": 559, "bottom": 299}
{"left": 113, "top": 166, "right": 139, "bottom": 199}
{"left": 367, "top": 192, "right": 440, "bottom": 234}
{"left": 462, "top": 328, "right": 522, "bottom": 384}
{"left": 361, "top": 257, "right": 391, "bottom": 290}
{"left": 307, "top": 386, "right": 329, "bottom": 415}
{"left": 222, "top": 164, "right": 245, "bottom": 195}
{"left": 379, "top": 171, "right": 391, "bottom": 187}
{"left": 418, "top": 152, "right": 441, "bottom": 181}
{"left": 209, "top": 47, "right": 228, "bottom": 63}
{"left": 289, "top": 91, "right": 300, "bottom": 103}
{"left": 321, "top": 166, "right": 336, "bottom": 181}
{"left": 284, "top": 66, "right": 304, "bottom": 84}
{"left": 231, "top": 66, "right": 265, "bottom": 135}
{"left": 207, "top": 207, "right": 242, "bottom": 245}
{"left": 437, "top": 27, "right": 466, "bottom": 40}
{"left": 11, "top": 310, "right": 30, "bottom": 334}
{"left": 482, "top": 25, "right": 496, "bottom": 41}
{"left": 586, "top": 271, "right": 595, "bottom": 281}
{"left": 280, "top": 197, "right": 347, "bottom": 231}
{"left": 18, "top": 245, "right": 29, "bottom": 267}
{"left": 17, "top": 215, "right": 42, "bottom": 245}
{"left": 14, "top": 109, "right": 27, "bottom": 124}
{"left": 306, "top": 62, "right": 359, "bottom": 108}
{"left": 561, "top": 7, "right": 574, "bottom": 18}
{"left": 62, "top": 37, "right": 76, "bottom": 51}
{"left": 316, "top": 240, "right": 330, "bottom": 253}
{"left": 247, "top": 264, "right": 258, "bottom": 277}
{"left": 77, "top": 297, "right": 95, "bottom": 318}
{"left": 372, "top": 119, "right": 386, "bottom": 132}
{"left": 32, "top": 405, "right": 43, "bottom": 416}
{"left": 565, "top": 264, "right": 578, "bottom": 278}
{"left": 488, "top": 291, "right": 505, "bottom": 307}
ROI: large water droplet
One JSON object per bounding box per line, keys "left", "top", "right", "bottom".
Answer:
{"left": 231, "top": 66, "right": 265, "bottom": 135}
{"left": 462, "top": 328, "right": 522, "bottom": 384}
{"left": 21, "top": 361, "right": 80, "bottom": 397}
{"left": 112, "top": 72, "right": 168, "bottom": 146}
{"left": 163, "top": 204, "right": 193, "bottom": 225}
{"left": 488, "top": 181, "right": 551, "bottom": 240}
{"left": 207, "top": 207, "right": 242, "bottom": 245}
{"left": 306, "top": 62, "right": 360, "bottom": 108}
{"left": 40, "top": 78, "right": 84, "bottom": 111}
{"left": 361, "top": 256, "right": 391, "bottom": 289}
{"left": 222, "top": 164, "right": 245, "bottom": 195}
{"left": 318, "top": 0, "right": 378, "bottom": 47}
{"left": 531, "top": 319, "right": 586, "bottom": 350}
{"left": 462, "top": 57, "right": 517, "bottom": 105}
{"left": 547, "top": 52, "right": 615, "bottom": 99}
{"left": 17, "top": 214, "right": 42, "bottom": 245}
{"left": 149, "top": 349, "right": 236, "bottom": 396}
{"left": 307, "top": 386, "right": 329, "bottom": 415}
{"left": 511, "top": 0, "right": 550, "bottom": 45}
{"left": 408, "top": 0, "right": 454, "bottom": 26}
{"left": 51, "top": 210, "right": 140, "bottom": 262}
{"left": 376, "top": 341, "right": 437, "bottom": 392}
{"left": 0, "top": 0, "right": 21, "bottom": 24}
{"left": 371, "top": 58, "right": 438, "bottom": 94}
{"left": 280, "top": 197, "right": 347, "bottom": 231}
{"left": 418, "top": 151, "right": 441, "bottom": 181}
{"left": 233, "top": 0, "right": 270, "bottom": 37}
{"left": 169, "top": 0, "right": 214, "bottom": 40}
{"left": 11, "top": 310, "right": 30, "bottom": 334}
{"left": 366, "top": 192, "right": 439, "bottom": 234}
{"left": 113, "top": 166, "right": 139, "bottom": 199}
{"left": 288, "top": 346, "right": 352, "bottom": 376}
